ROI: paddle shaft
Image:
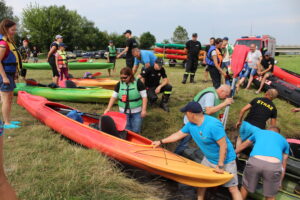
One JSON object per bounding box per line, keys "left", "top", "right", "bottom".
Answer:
{"left": 222, "top": 77, "right": 237, "bottom": 128}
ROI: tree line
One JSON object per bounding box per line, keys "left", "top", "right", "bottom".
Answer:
{"left": 1, "top": 0, "right": 189, "bottom": 52}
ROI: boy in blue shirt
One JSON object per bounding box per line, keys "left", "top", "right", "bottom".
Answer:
{"left": 152, "top": 102, "right": 242, "bottom": 200}
{"left": 132, "top": 48, "right": 157, "bottom": 74}
{"left": 235, "top": 125, "right": 289, "bottom": 200}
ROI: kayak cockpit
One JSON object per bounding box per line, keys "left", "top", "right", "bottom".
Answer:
{"left": 45, "top": 104, "right": 152, "bottom": 146}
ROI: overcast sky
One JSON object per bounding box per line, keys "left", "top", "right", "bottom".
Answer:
{"left": 7, "top": 0, "right": 300, "bottom": 45}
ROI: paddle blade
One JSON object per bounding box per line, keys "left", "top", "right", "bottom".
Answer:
{"left": 91, "top": 72, "right": 102, "bottom": 77}
{"left": 104, "top": 111, "right": 127, "bottom": 131}
{"left": 25, "top": 79, "right": 39, "bottom": 86}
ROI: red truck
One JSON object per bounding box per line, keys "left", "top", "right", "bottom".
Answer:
{"left": 234, "top": 35, "right": 276, "bottom": 57}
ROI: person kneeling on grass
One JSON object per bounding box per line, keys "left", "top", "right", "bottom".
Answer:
{"left": 152, "top": 102, "right": 242, "bottom": 200}
{"left": 140, "top": 58, "right": 172, "bottom": 112}
{"left": 55, "top": 43, "right": 69, "bottom": 81}
{"left": 235, "top": 125, "right": 289, "bottom": 200}
{"left": 104, "top": 67, "right": 147, "bottom": 133}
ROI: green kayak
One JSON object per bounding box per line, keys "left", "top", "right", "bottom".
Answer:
{"left": 155, "top": 43, "right": 207, "bottom": 50}
{"left": 14, "top": 83, "right": 113, "bottom": 103}
{"left": 23, "top": 62, "right": 113, "bottom": 70}
{"left": 155, "top": 43, "right": 185, "bottom": 49}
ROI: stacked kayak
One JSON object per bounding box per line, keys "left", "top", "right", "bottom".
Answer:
{"left": 155, "top": 43, "right": 185, "bottom": 49}
{"left": 154, "top": 48, "right": 186, "bottom": 55}
{"left": 17, "top": 91, "right": 233, "bottom": 187}
{"left": 14, "top": 83, "right": 112, "bottom": 103}
{"left": 155, "top": 53, "right": 187, "bottom": 61}
{"left": 23, "top": 62, "right": 113, "bottom": 70}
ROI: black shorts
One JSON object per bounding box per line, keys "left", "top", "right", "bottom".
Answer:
{"left": 48, "top": 56, "right": 59, "bottom": 77}
{"left": 126, "top": 57, "right": 135, "bottom": 69}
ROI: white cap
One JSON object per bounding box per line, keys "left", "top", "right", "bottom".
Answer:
{"left": 55, "top": 35, "right": 63, "bottom": 39}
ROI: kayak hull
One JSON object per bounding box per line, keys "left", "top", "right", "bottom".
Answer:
{"left": 23, "top": 62, "right": 113, "bottom": 70}
{"left": 17, "top": 91, "right": 233, "bottom": 188}
{"left": 155, "top": 43, "right": 185, "bottom": 49}
{"left": 14, "top": 83, "right": 112, "bottom": 103}
{"left": 69, "top": 78, "right": 118, "bottom": 90}
{"left": 273, "top": 66, "right": 300, "bottom": 87}
{"left": 154, "top": 48, "right": 186, "bottom": 55}
{"left": 253, "top": 76, "right": 300, "bottom": 106}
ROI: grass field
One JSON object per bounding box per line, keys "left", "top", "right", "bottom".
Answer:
{"left": 3, "top": 55, "right": 300, "bottom": 200}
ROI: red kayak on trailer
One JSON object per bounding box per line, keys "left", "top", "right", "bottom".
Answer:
{"left": 154, "top": 48, "right": 187, "bottom": 55}
{"left": 164, "top": 54, "right": 187, "bottom": 60}
{"left": 273, "top": 66, "right": 300, "bottom": 87}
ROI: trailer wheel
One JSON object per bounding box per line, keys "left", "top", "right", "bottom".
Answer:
{"left": 169, "top": 59, "right": 176, "bottom": 67}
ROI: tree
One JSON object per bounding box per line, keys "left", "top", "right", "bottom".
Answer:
{"left": 108, "top": 32, "right": 126, "bottom": 48}
{"left": 171, "top": 25, "right": 189, "bottom": 44}
{"left": 0, "top": 0, "right": 17, "bottom": 21}
{"left": 162, "top": 39, "right": 170, "bottom": 44}
{"left": 139, "top": 32, "right": 156, "bottom": 49}
{"left": 22, "top": 4, "right": 104, "bottom": 51}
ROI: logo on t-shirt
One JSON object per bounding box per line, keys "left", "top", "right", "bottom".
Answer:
{"left": 257, "top": 100, "right": 274, "bottom": 111}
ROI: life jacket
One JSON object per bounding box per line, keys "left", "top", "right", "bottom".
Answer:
{"left": 193, "top": 87, "right": 221, "bottom": 118}
{"left": 216, "top": 48, "right": 223, "bottom": 66}
{"left": 205, "top": 45, "right": 217, "bottom": 66}
{"left": 108, "top": 45, "right": 116, "bottom": 57}
{"left": 0, "top": 34, "right": 22, "bottom": 73}
{"left": 57, "top": 50, "right": 68, "bottom": 65}
{"left": 118, "top": 79, "right": 142, "bottom": 111}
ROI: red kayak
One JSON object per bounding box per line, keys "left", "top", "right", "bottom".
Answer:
{"left": 17, "top": 91, "right": 233, "bottom": 187}
{"left": 273, "top": 66, "right": 300, "bottom": 87}
{"left": 164, "top": 54, "right": 187, "bottom": 60}
{"left": 154, "top": 48, "right": 186, "bottom": 55}
{"left": 230, "top": 45, "right": 250, "bottom": 77}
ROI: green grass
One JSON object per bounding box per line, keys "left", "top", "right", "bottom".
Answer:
{"left": 276, "top": 55, "right": 300, "bottom": 74}
{"left": 4, "top": 55, "right": 300, "bottom": 199}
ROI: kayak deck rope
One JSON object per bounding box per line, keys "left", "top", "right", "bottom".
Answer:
{"left": 133, "top": 149, "right": 188, "bottom": 164}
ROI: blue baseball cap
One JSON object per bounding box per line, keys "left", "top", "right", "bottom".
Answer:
{"left": 223, "top": 37, "right": 229, "bottom": 41}
{"left": 180, "top": 102, "right": 203, "bottom": 113}
{"left": 59, "top": 43, "right": 67, "bottom": 48}
{"left": 264, "top": 51, "right": 271, "bottom": 56}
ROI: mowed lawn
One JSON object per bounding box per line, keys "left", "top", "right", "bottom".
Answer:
{"left": 3, "top": 55, "right": 300, "bottom": 200}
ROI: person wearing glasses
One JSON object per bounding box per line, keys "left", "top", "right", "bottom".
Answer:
{"left": 255, "top": 51, "right": 274, "bottom": 94}
{"left": 104, "top": 67, "right": 147, "bottom": 133}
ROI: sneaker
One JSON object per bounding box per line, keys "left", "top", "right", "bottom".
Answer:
{"left": 4, "top": 124, "right": 20, "bottom": 129}
{"left": 11, "top": 121, "right": 21, "bottom": 125}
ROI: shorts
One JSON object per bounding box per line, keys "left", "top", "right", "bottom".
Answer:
{"left": 201, "top": 157, "right": 238, "bottom": 187}
{"left": 48, "top": 56, "right": 59, "bottom": 77}
{"left": 239, "top": 63, "right": 257, "bottom": 78}
{"left": 33, "top": 57, "right": 38, "bottom": 62}
{"left": 0, "top": 72, "right": 16, "bottom": 92}
{"left": 222, "top": 61, "right": 230, "bottom": 69}
{"left": 243, "top": 157, "right": 282, "bottom": 197}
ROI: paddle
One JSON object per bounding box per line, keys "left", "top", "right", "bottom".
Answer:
{"left": 57, "top": 108, "right": 126, "bottom": 131}
{"left": 91, "top": 72, "right": 102, "bottom": 77}
{"left": 25, "top": 79, "right": 47, "bottom": 87}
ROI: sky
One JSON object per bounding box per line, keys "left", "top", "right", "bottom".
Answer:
{"left": 7, "top": 0, "right": 300, "bottom": 45}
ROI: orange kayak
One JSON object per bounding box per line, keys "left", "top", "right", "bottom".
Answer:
{"left": 17, "top": 91, "right": 233, "bottom": 187}
{"left": 69, "top": 78, "right": 118, "bottom": 90}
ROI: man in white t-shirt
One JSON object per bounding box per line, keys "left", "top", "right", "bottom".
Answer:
{"left": 236, "top": 44, "right": 262, "bottom": 91}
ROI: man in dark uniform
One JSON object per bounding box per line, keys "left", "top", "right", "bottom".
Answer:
{"left": 140, "top": 58, "right": 172, "bottom": 112}
{"left": 19, "top": 39, "right": 31, "bottom": 80}
{"left": 182, "top": 33, "right": 201, "bottom": 84}
{"left": 117, "top": 30, "right": 138, "bottom": 69}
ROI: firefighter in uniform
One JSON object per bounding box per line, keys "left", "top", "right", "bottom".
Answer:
{"left": 140, "top": 58, "right": 172, "bottom": 112}
{"left": 182, "top": 33, "right": 201, "bottom": 84}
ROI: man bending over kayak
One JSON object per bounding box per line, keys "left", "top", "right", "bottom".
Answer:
{"left": 132, "top": 48, "right": 157, "bottom": 75}
{"left": 236, "top": 125, "right": 289, "bottom": 200}
{"left": 152, "top": 102, "right": 242, "bottom": 200}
